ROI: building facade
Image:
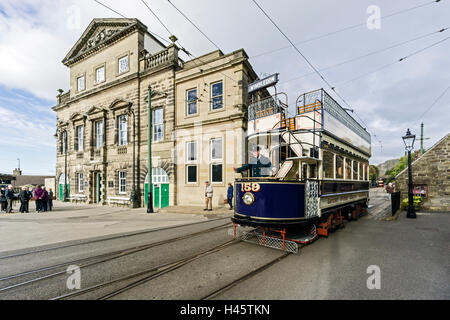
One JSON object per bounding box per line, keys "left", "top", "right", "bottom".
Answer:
{"left": 53, "top": 18, "right": 258, "bottom": 208}
{"left": 396, "top": 133, "right": 450, "bottom": 212}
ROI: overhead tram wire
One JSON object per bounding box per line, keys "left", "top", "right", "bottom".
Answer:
{"left": 166, "top": 0, "right": 222, "bottom": 52}
{"left": 277, "top": 27, "right": 449, "bottom": 87}
{"left": 249, "top": 0, "right": 444, "bottom": 60}
{"left": 415, "top": 85, "right": 450, "bottom": 124}
{"left": 251, "top": 0, "right": 383, "bottom": 149}
{"left": 93, "top": 0, "right": 170, "bottom": 45}
{"left": 338, "top": 36, "right": 450, "bottom": 87}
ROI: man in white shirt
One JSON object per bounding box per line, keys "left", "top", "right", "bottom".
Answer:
{"left": 204, "top": 181, "right": 213, "bottom": 211}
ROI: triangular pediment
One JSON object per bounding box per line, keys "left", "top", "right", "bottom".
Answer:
{"left": 62, "top": 18, "right": 143, "bottom": 66}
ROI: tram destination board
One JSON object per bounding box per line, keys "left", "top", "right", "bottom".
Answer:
{"left": 248, "top": 73, "right": 279, "bottom": 93}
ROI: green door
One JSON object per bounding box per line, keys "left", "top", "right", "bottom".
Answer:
{"left": 144, "top": 168, "right": 169, "bottom": 209}
{"left": 161, "top": 183, "right": 169, "bottom": 208}
{"left": 144, "top": 184, "right": 162, "bottom": 208}
{"left": 154, "top": 185, "right": 160, "bottom": 208}
{"left": 97, "top": 173, "right": 101, "bottom": 203}
{"left": 59, "top": 184, "right": 69, "bottom": 200}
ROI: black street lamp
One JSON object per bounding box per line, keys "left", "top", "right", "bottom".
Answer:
{"left": 402, "top": 128, "right": 416, "bottom": 219}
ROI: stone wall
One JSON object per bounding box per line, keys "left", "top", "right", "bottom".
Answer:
{"left": 396, "top": 134, "right": 450, "bottom": 212}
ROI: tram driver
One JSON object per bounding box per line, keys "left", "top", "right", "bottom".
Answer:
{"left": 234, "top": 145, "right": 272, "bottom": 177}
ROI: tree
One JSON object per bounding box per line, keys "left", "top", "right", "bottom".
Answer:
{"left": 385, "top": 153, "right": 418, "bottom": 183}
{"left": 369, "top": 165, "right": 379, "bottom": 183}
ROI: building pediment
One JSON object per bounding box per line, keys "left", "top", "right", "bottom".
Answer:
{"left": 69, "top": 112, "right": 87, "bottom": 122}
{"left": 109, "top": 99, "right": 132, "bottom": 111}
{"left": 86, "top": 106, "right": 106, "bottom": 116}
{"left": 62, "top": 18, "right": 147, "bottom": 66}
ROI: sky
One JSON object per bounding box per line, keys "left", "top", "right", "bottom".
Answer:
{"left": 0, "top": 0, "right": 449, "bottom": 175}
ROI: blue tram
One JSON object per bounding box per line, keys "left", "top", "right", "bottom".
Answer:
{"left": 232, "top": 88, "right": 371, "bottom": 238}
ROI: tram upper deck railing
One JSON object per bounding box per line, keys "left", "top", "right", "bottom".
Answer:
{"left": 248, "top": 93, "right": 288, "bottom": 121}
{"left": 296, "top": 89, "right": 371, "bottom": 144}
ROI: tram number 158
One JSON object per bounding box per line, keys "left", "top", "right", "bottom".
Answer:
{"left": 241, "top": 183, "right": 260, "bottom": 192}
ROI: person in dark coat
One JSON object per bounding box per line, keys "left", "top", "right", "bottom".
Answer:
{"left": 34, "top": 185, "right": 45, "bottom": 213}
{"left": 47, "top": 188, "right": 53, "bottom": 211}
{"left": 0, "top": 186, "right": 6, "bottom": 212}
{"left": 5, "top": 185, "right": 15, "bottom": 213}
{"left": 19, "top": 187, "right": 32, "bottom": 213}
{"left": 234, "top": 146, "right": 272, "bottom": 177}
{"left": 227, "top": 183, "right": 234, "bottom": 210}
{"left": 42, "top": 187, "right": 48, "bottom": 212}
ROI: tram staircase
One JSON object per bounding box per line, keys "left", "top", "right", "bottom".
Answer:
{"left": 274, "top": 108, "right": 322, "bottom": 179}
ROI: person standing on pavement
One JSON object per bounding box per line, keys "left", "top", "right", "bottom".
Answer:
{"left": 42, "top": 187, "right": 48, "bottom": 212}
{"left": 19, "top": 186, "right": 31, "bottom": 213}
{"left": 0, "top": 186, "right": 6, "bottom": 212}
{"left": 204, "top": 181, "right": 213, "bottom": 211}
{"left": 48, "top": 188, "right": 53, "bottom": 211}
{"left": 5, "top": 185, "right": 15, "bottom": 213}
{"left": 227, "top": 183, "right": 234, "bottom": 210}
{"left": 34, "top": 185, "right": 44, "bottom": 213}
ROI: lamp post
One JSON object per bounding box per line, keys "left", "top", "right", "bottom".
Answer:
{"left": 402, "top": 128, "right": 416, "bottom": 219}
{"left": 55, "top": 130, "right": 68, "bottom": 202}
{"left": 147, "top": 84, "right": 154, "bottom": 213}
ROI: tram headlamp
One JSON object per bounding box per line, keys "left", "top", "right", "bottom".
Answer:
{"left": 242, "top": 192, "right": 255, "bottom": 206}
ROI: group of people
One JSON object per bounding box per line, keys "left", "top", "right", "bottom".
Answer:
{"left": 203, "top": 181, "right": 235, "bottom": 211}
{"left": 0, "top": 185, "right": 54, "bottom": 214}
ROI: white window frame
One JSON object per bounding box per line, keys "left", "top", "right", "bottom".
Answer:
{"left": 118, "top": 55, "right": 129, "bottom": 74}
{"left": 77, "top": 125, "right": 84, "bottom": 152}
{"left": 95, "top": 65, "right": 105, "bottom": 83}
{"left": 96, "top": 120, "right": 103, "bottom": 149}
{"left": 118, "top": 115, "right": 128, "bottom": 146}
{"left": 153, "top": 108, "right": 164, "bottom": 142}
{"left": 186, "top": 88, "right": 198, "bottom": 116}
{"left": 211, "top": 81, "right": 223, "bottom": 111}
{"left": 210, "top": 138, "right": 223, "bottom": 183}
{"left": 186, "top": 141, "right": 197, "bottom": 162}
{"left": 119, "top": 171, "right": 127, "bottom": 194}
{"left": 77, "top": 75, "right": 85, "bottom": 92}
{"left": 186, "top": 165, "right": 198, "bottom": 184}
{"left": 78, "top": 173, "right": 84, "bottom": 193}
{"left": 61, "top": 131, "right": 67, "bottom": 154}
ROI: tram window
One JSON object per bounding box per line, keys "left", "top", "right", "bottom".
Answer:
{"left": 344, "top": 158, "right": 351, "bottom": 180}
{"left": 322, "top": 150, "right": 334, "bottom": 179}
{"left": 309, "top": 164, "right": 317, "bottom": 179}
{"left": 302, "top": 164, "right": 307, "bottom": 180}
{"left": 358, "top": 163, "right": 363, "bottom": 180}
{"left": 336, "top": 155, "right": 344, "bottom": 179}
{"left": 352, "top": 161, "right": 358, "bottom": 180}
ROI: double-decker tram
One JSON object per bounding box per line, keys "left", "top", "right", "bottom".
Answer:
{"left": 231, "top": 85, "right": 371, "bottom": 253}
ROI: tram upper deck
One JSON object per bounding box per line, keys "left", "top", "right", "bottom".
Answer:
{"left": 245, "top": 88, "right": 371, "bottom": 183}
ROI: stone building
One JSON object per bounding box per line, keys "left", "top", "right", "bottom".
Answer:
{"left": 395, "top": 133, "right": 450, "bottom": 212}
{"left": 52, "top": 18, "right": 259, "bottom": 208}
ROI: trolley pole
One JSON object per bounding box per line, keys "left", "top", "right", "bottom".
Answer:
{"left": 147, "top": 84, "right": 154, "bottom": 213}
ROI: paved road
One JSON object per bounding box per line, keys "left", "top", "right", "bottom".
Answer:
{"left": 0, "top": 193, "right": 448, "bottom": 300}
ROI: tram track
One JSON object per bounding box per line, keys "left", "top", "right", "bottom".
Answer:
{"left": 0, "top": 222, "right": 232, "bottom": 295}
{"left": 0, "top": 216, "right": 231, "bottom": 260}
{"left": 52, "top": 239, "right": 241, "bottom": 300}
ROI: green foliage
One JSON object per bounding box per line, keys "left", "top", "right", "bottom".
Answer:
{"left": 369, "top": 165, "right": 379, "bottom": 183}
{"left": 385, "top": 153, "right": 418, "bottom": 183}
{"left": 401, "top": 196, "right": 423, "bottom": 210}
